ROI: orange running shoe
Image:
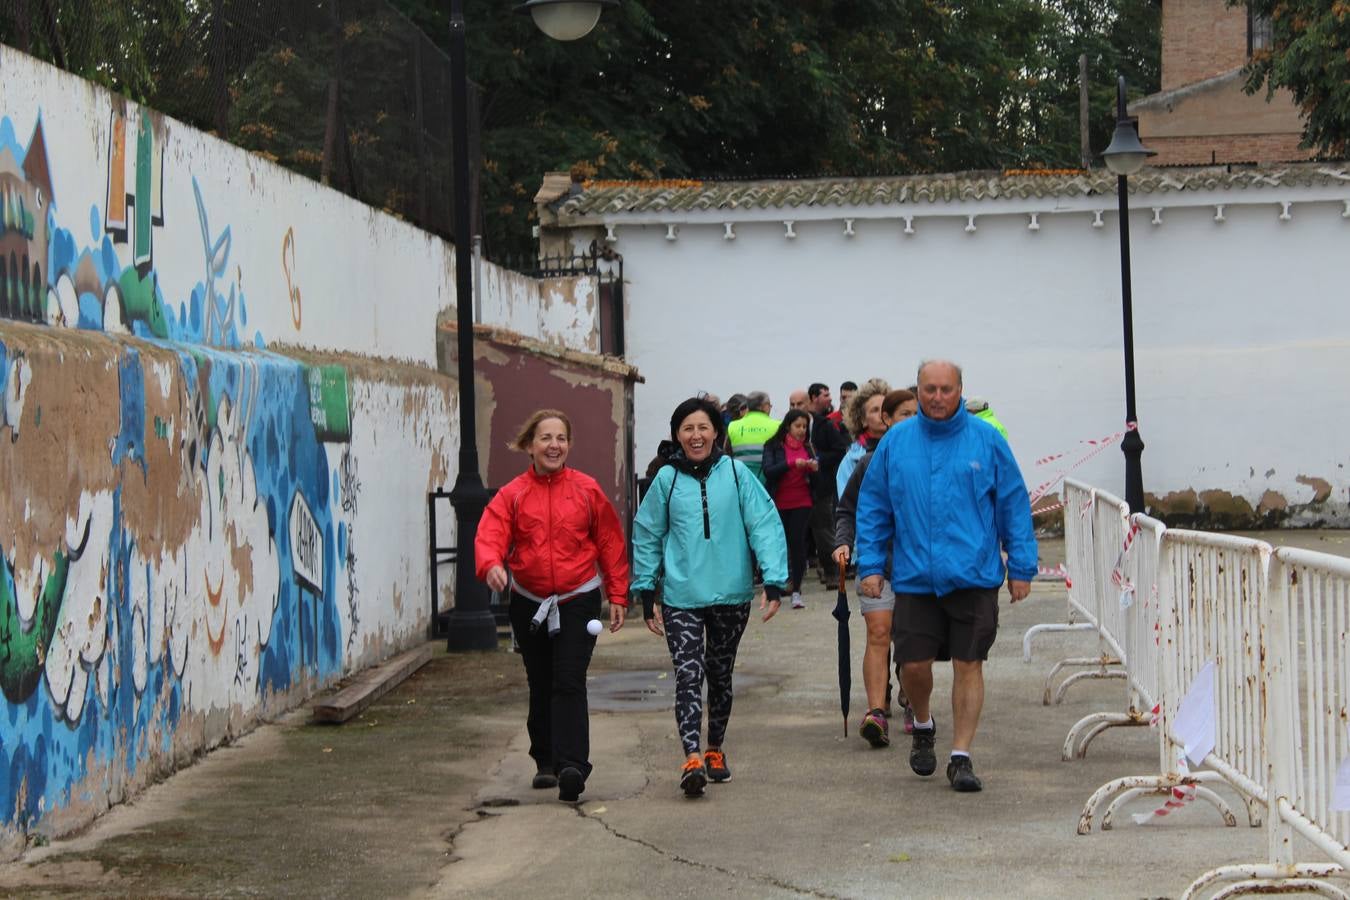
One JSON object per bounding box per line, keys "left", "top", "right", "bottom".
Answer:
{"left": 680, "top": 755, "right": 707, "bottom": 797}
{"left": 704, "top": 749, "right": 731, "bottom": 783}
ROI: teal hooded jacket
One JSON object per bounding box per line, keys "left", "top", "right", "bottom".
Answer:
{"left": 855, "top": 401, "right": 1038, "bottom": 595}
{"left": 631, "top": 452, "right": 789, "bottom": 608}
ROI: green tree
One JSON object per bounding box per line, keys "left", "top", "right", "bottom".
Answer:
{"left": 1031, "top": 0, "right": 1162, "bottom": 166}
{"left": 1240, "top": 0, "right": 1350, "bottom": 155}
{"left": 2, "top": 0, "right": 1163, "bottom": 262}
{"left": 393, "top": 0, "right": 1159, "bottom": 259}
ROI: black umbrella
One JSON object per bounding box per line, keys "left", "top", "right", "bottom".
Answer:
{"left": 831, "top": 569, "right": 851, "bottom": 736}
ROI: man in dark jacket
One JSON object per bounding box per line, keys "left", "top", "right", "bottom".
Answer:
{"left": 807, "top": 382, "right": 849, "bottom": 582}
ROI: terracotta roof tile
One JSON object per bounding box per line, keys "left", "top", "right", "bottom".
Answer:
{"left": 555, "top": 164, "right": 1350, "bottom": 219}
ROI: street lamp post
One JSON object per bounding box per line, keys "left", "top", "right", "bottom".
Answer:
{"left": 444, "top": 0, "right": 616, "bottom": 651}
{"left": 1101, "top": 74, "right": 1155, "bottom": 515}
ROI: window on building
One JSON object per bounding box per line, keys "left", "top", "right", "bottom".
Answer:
{"left": 1248, "top": 6, "right": 1273, "bottom": 56}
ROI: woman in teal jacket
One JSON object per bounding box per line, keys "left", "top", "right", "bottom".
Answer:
{"left": 632, "top": 396, "right": 789, "bottom": 797}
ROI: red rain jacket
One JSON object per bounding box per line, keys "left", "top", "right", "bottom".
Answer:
{"left": 475, "top": 467, "right": 630, "bottom": 607}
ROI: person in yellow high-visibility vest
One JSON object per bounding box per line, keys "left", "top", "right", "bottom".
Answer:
{"left": 726, "top": 391, "right": 779, "bottom": 484}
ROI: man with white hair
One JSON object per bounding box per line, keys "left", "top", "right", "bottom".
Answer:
{"left": 855, "top": 359, "right": 1037, "bottom": 793}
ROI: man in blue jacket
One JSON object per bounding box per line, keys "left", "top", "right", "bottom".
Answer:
{"left": 856, "top": 359, "right": 1037, "bottom": 793}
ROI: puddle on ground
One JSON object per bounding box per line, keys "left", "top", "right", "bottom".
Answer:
{"left": 587, "top": 670, "right": 766, "bottom": 712}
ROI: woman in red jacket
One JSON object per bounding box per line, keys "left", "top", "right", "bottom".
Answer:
{"left": 475, "top": 409, "right": 630, "bottom": 803}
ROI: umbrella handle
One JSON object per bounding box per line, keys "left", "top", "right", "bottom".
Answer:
{"left": 838, "top": 569, "right": 848, "bottom": 593}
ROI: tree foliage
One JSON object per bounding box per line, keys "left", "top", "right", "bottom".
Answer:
{"left": 0, "top": 0, "right": 1161, "bottom": 261}
{"left": 1240, "top": 0, "right": 1350, "bottom": 156}
{"left": 413, "top": 0, "right": 1161, "bottom": 259}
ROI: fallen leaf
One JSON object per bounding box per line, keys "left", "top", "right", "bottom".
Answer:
{"left": 888, "top": 853, "right": 911, "bottom": 863}
{"left": 657, "top": 672, "right": 668, "bottom": 680}
{"left": 322, "top": 747, "right": 333, "bottom": 753}
{"left": 406, "top": 699, "right": 416, "bottom": 705}
{"left": 591, "top": 806, "right": 608, "bottom": 815}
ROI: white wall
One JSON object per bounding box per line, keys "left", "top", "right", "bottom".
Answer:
{"left": 564, "top": 183, "right": 1350, "bottom": 516}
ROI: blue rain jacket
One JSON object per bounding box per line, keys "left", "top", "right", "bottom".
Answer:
{"left": 855, "top": 401, "right": 1038, "bottom": 595}
{"left": 835, "top": 438, "right": 869, "bottom": 499}
{"left": 631, "top": 454, "right": 789, "bottom": 608}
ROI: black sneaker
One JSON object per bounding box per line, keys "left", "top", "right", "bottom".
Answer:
{"left": 910, "top": 722, "right": 937, "bottom": 776}
{"left": 558, "top": 766, "right": 585, "bottom": 802}
{"left": 947, "top": 755, "right": 983, "bottom": 792}
{"left": 532, "top": 769, "right": 558, "bottom": 790}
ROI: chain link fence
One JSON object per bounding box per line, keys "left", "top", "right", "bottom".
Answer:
{"left": 0, "top": 0, "right": 479, "bottom": 243}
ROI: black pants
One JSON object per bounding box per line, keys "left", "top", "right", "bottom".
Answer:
{"left": 509, "top": 590, "right": 601, "bottom": 779}
{"left": 664, "top": 604, "right": 751, "bottom": 756}
{"left": 810, "top": 491, "right": 838, "bottom": 578}
{"left": 778, "top": 506, "right": 812, "bottom": 592}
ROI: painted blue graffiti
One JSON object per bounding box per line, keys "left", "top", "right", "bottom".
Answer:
{"left": 0, "top": 341, "right": 343, "bottom": 839}
{"left": 4, "top": 114, "right": 253, "bottom": 348}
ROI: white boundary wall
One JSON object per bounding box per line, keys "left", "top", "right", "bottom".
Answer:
{"left": 556, "top": 175, "right": 1350, "bottom": 519}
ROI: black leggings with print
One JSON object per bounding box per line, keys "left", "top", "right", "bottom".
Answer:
{"left": 663, "top": 603, "right": 751, "bottom": 756}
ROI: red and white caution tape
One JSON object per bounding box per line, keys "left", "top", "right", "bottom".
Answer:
{"left": 1109, "top": 520, "right": 1142, "bottom": 609}
{"left": 1029, "top": 423, "right": 1139, "bottom": 505}
{"left": 1134, "top": 710, "right": 1197, "bottom": 824}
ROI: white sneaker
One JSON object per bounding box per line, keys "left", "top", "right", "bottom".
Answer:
{"left": 791, "top": 592, "right": 806, "bottom": 609}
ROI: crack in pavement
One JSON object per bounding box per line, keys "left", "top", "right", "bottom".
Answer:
{"left": 571, "top": 805, "right": 847, "bottom": 899}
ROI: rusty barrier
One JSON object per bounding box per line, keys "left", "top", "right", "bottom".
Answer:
{"left": 1058, "top": 493, "right": 1350, "bottom": 896}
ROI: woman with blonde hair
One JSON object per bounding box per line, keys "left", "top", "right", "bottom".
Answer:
{"left": 833, "top": 388, "right": 919, "bottom": 745}
{"left": 476, "top": 409, "right": 630, "bottom": 803}
{"left": 834, "top": 378, "right": 891, "bottom": 497}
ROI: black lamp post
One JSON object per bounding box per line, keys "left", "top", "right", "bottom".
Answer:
{"left": 1101, "top": 74, "right": 1155, "bottom": 515}
{"left": 444, "top": 0, "right": 617, "bottom": 651}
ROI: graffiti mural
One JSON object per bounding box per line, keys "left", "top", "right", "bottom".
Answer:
{"left": 0, "top": 329, "right": 356, "bottom": 844}
{"left": 0, "top": 119, "right": 51, "bottom": 324}
{"left": 0, "top": 88, "right": 452, "bottom": 856}
{"left": 0, "top": 41, "right": 466, "bottom": 856}
{"left": 0, "top": 108, "right": 253, "bottom": 346}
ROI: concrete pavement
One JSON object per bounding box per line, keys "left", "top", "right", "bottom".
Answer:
{"left": 5, "top": 532, "right": 1349, "bottom": 898}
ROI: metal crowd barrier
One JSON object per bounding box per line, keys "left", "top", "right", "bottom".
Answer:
{"left": 1061, "top": 513, "right": 1164, "bottom": 761}
{"left": 1023, "top": 479, "right": 1099, "bottom": 663}
{"left": 1031, "top": 480, "right": 1129, "bottom": 706}
{"left": 1058, "top": 485, "right": 1350, "bottom": 896}
{"left": 1182, "top": 546, "right": 1350, "bottom": 897}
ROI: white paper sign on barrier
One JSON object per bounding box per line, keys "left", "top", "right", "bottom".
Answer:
{"left": 1175, "top": 660, "right": 1217, "bottom": 766}
{"left": 1332, "top": 726, "right": 1350, "bottom": 812}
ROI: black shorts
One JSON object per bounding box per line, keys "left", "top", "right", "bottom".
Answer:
{"left": 892, "top": 587, "right": 999, "bottom": 663}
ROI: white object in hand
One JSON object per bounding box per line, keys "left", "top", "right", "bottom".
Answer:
{"left": 586, "top": 619, "right": 604, "bottom": 636}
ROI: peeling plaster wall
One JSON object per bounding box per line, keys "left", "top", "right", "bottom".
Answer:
{"left": 476, "top": 340, "right": 627, "bottom": 509}
{"left": 567, "top": 184, "right": 1350, "bottom": 530}
{"left": 0, "top": 323, "right": 454, "bottom": 855}
{"left": 476, "top": 260, "right": 600, "bottom": 352}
